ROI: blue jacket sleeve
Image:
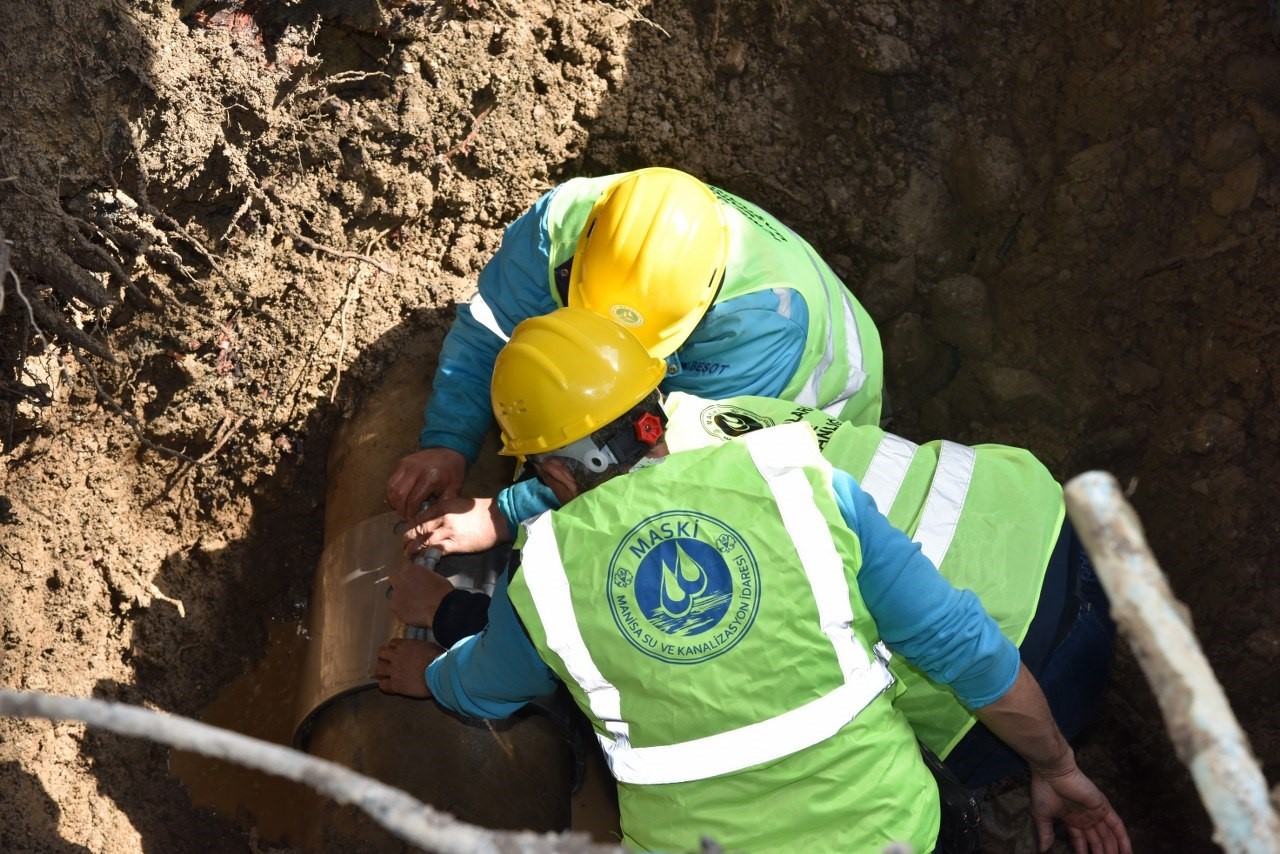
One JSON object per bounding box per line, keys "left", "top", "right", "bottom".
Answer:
{"left": 426, "top": 570, "right": 559, "bottom": 719}
{"left": 497, "top": 477, "right": 561, "bottom": 533}
{"left": 663, "top": 289, "right": 808, "bottom": 400}
{"left": 419, "top": 193, "right": 563, "bottom": 460}
{"left": 833, "top": 470, "right": 1021, "bottom": 709}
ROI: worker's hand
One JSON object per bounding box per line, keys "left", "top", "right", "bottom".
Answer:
{"left": 385, "top": 447, "right": 468, "bottom": 521}
{"left": 388, "top": 559, "right": 455, "bottom": 628}
{"left": 402, "top": 496, "right": 511, "bottom": 558}
{"left": 1029, "top": 763, "right": 1132, "bottom": 854}
{"left": 374, "top": 637, "right": 444, "bottom": 698}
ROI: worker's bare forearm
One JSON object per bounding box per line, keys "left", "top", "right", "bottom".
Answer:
{"left": 972, "top": 663, "right": 1075, "bottom": 776}
{"left": 976, "top": 664, "right": 1132, "bottom": 851}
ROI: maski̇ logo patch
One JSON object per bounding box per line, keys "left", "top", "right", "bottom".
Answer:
{"left": 609, "top": 304, "right": 644, "bottom": 326}
{"left": 608, "top": 510, "right": 761, "bottom": 664}
{"left": 699, "top": 404, "right": 773, "bottom": 440}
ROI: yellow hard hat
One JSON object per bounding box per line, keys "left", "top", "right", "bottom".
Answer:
{"left": 492, "top": 307, "right": 668, "bottom": 457}
{"left": 569, "top": 167, "right": 730, "bottom": 359}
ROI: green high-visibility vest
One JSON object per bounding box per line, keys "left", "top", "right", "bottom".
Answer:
{"left": 664, "top": 392, "right": 1065, "bottom": 757}
{"left": 544, "top": 174, "right": 884, "bottom": 425}
{"left": 508, "top": 424, "right": 938, "bottom": 853}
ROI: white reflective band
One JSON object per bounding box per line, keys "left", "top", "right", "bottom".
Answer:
{"left": 830, "top": 289, "right": 868, "bottom": 401}
{"left": 859, "top": 435, "right": 976, "bottom": 573}
{"left": 774, "top": 287, "right": 794, "bottom": 319}
{"left": 605, "top": 670, "right": 892, "bottom": 785}
{"left": 742, "top": 426, "right": 871, "bottom": 678}
{"left": 519, "top": 423, "right": 893, "bottom": 786}
{"left": 467, "top": 292, "right": 509, "bottom": 342}
{"left": 859, "top": 433, "right": 920, "bottom": 516}
{"left": 520, "top": 512, "right": 634, "bottom": 751}
{"left": 795, "top": 383, "right": 821, "bottom": 408}
{"left": 914, "top": 440, "right": 976, "bottom": 569}
{"left": 790, "top": 234, "right": 866, "bottom": 410}
{"left": 820, "top": 398, "right": 845, "bottom": 417}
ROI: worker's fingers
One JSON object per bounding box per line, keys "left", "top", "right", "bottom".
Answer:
{"left": 1035, "top": 813, "right": 1055, "bottom": 852}
{"left": 386, "top": 470, "right": 423, "bottom": 521}
{"left": 1098, "top": 818, "right": 1127, "bottom": 854}
{"left": 411, "top": 478, "right": 463, "bottom": 514}
{"left": 400, "top": 518, "right": 435, "bottom": 550}
{"left": 384, "top": 468, "right": 405, "bottom": 510}
{"left": 400, "top": 520, "right": 421, "bottom": 548}
{"left": 406, "top": 479, "right": 439, "bottom": 521}
{"left": 389, "top": 449, "right": 469, "bottom": 519}
{"left": 388, "top": 472, "right": 437, "bottom": 521}
{"left": 414, "top": 501, "right": 446, "bottom": 524}
{"left": 1073, "top": 801, "right": 1128, "bottom": 854}
{"left": 1074, "top": 824, "right": 1103, "bottom": 854}
{"left": 1110, "top": 813, "right": 1133, "bottom": 854}
{"left": 401, "top": 528, "right": 445, "bottom": 559}
{"left": 1069, "top": 818, "right": 1123, "bottom": 854}
{"left": 407, "top": 501, "right": 501, "bottom": 556}
{"left": 403, "top": 517, "right": 470, "bottom": 559}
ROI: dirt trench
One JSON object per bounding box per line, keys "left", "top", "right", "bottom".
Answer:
{"left": 1, "top": 1, "right": 1278, "bottom": 852}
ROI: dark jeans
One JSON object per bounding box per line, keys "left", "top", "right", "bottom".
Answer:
{"left": 942, "top": 520, "right": 1118, "bottom": 788}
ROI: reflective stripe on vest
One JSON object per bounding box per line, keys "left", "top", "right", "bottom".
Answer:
{"left": 789, "top": 230, "right": 865, "bottom": 411}
{"left": 858, "top": 433, "right": 918, "bottom": 518}
{"left": 518, "top": 427, "right": 894, "bottom": 786}
{"left": 467, "top": 292, "right": 510, "bottom": 342}
{"left": 915, "top": 441, "right": 976, "bottom": 568}
{"left": 860, "top": 437, "right": 978, "bottom": 570}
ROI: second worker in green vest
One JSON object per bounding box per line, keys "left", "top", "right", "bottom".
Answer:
{"left": 660, "top": 390, "right": 1118, "bottom": 788}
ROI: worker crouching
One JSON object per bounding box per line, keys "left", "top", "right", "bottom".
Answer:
{"left": 375, "top": 308, "right": 1130, "bottom": 854}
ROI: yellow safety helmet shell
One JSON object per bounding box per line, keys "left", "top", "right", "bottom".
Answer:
{"left": 492, "top": 307, "right": 668, "bottom": 457}
{"left": 569, "top": 167, "right": 730, "bottom": 359}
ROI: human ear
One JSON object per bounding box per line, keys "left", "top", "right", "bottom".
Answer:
{"left": 539, "top": 458, "right": 581, "bottom": 503}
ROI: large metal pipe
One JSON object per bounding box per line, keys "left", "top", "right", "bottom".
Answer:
{"left": 292, "top": 332, "right": 574, "bottom": 850}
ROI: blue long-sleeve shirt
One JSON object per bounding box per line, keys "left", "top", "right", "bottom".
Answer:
{"left": 427, "top": 469, "right": 1020, "bottom": 719}
{"left": 420, "top": 184, "right": 810, "bottom": 463}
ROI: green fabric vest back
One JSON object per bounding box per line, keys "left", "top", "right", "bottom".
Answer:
{"left": 508, "top": 427, "right": 938, "bottom": 853}
{"left": 664, "top": 392, "right": 1065, "bottom": 756}
{"left": 543, "top": 175, "right": 883, "bottom": 426}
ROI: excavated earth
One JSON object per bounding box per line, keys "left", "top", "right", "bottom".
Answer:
{"left": 2, "top": 1, "right": 1279, "bottom": 851}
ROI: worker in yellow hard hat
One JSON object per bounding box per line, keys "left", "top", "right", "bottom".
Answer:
{"left": 375, "top": 307, "right": 1131, "bottom": 854}
{"left": 386, "top": 166, "right": 884, "bottom": 532}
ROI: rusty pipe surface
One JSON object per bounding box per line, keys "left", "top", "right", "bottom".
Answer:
{"left": 292, "top": 333, "right": 574, "bottom": 849}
